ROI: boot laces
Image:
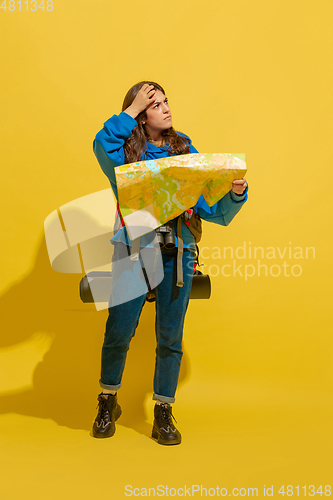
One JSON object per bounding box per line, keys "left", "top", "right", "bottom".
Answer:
{"left": 96, "top": 395, "right": 110, "bottom": 420}
{"left": 160, "top": 403, "right": 178, "bottom": 427}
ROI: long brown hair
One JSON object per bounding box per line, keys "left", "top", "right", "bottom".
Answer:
{"left": 122, "top": 81, "right": 190, "bottom": 164}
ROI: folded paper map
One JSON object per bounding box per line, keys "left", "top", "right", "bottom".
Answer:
{"left": 115, "top": 153, "right": 247, "bottom": 240}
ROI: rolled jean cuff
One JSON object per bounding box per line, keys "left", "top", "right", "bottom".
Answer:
{"left": 153, "top": 393, "right": 175, "bottom": 404}
{"left": 99, "top": 379, "right": 122, "bottom": 391}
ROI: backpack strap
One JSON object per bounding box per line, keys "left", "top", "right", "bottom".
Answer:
{"left": 116, "top": 201, "right": 125, "bottom": 229}
{"left": 130, "top": 236, "right": 140, "bottom": 261}
{"left": 176, "top": 217, "right": 184, "bottom": 287}
{"left": 116, "top": 200, "right": 140, "bottom": 260}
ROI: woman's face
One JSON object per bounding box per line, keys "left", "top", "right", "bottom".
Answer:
{"left": 144, "top": 89, "right": 172, "bottom": 138}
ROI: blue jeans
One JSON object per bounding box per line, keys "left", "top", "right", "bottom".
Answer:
{"left": 100, "top": 244, "right": 194, "bottom": 403}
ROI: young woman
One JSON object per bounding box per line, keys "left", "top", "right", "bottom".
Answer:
{"left": 92, "top": 81, "right": 248, "bottom": 445}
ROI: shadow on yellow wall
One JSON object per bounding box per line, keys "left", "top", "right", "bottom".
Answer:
{"left": 0, "top": 234, "right": 190, "bottom": 436}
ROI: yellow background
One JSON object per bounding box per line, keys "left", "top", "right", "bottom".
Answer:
{"left": 1, "top": 0, "right": 332, "bottom": 498}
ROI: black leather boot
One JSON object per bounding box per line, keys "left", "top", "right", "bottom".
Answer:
{"left": 92, "top": 392, "right": 122, "bottom": 438}
{"left": 151, "top": 403, "right": 182, "bottom": 445}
